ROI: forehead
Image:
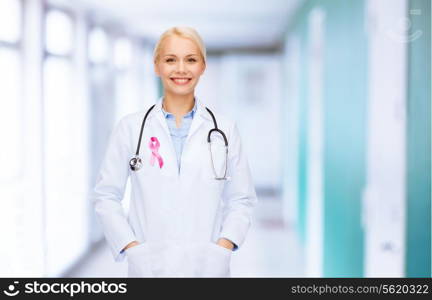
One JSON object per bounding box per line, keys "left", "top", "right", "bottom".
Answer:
{"left": 160, "top": 35, "right": 200, "bottom": 56}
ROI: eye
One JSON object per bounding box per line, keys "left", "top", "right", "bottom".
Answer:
{"left": 165, "top": 58, "right": 175, "bottom": 63}
{"left": 187, "top": 58, "right": 197, "bottom": 63}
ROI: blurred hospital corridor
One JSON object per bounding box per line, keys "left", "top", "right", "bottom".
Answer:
{"left": 0, "top": 0, "right": 430, "bottom": 278}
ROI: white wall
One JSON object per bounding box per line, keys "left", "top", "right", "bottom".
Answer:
{"left": 363, "top": 0, "right": 407, "bottom": 277}
{"left": 281, "top": 36, "right": 300, "bottom": 229}
{"left": 304, "top": 7, "right": 325, "bottom": 277}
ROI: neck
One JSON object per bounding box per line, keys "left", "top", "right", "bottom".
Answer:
{"left": 162, "top": 93, "right": 195, "bottom": 116}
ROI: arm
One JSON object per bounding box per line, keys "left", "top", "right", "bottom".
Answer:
{"left": 218, "top": 122, "right": 258, "bottom": 251}
{"left": 92, "top": 117, "right": 138, "bottom": 261}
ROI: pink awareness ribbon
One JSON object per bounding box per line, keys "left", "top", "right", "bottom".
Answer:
{"left": 148, "top": 137, "right": 164, "bottom": 168}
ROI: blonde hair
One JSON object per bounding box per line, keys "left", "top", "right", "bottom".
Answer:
{"left": 153, "top": 26, "right": 206, "bottom": 64}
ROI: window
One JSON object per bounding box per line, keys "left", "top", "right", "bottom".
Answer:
{"left": 0, "top": 48, "right": 21, "bottom": 180}
{"left": 0, "top": 0, "right": 22, "bottom": 180}
{"left": 0, "top": 0, "right": 23, "bottom": 277}
{"left": 113, "top": 36, "right": 139, "bottom": 121}
{"left": 43, "top": 8, "right": 88, "bottom": 276}
{"left": 88, "top": 27, "right": 109, "bottom": 64}
{"left": 0, "top": 0, "right": 21, "bottom": 43}
{"left": 113, "top": 37, "right": 132, "bottom": 69}
{"left": 45, "top": 9, "right": 74, "bottom": 56}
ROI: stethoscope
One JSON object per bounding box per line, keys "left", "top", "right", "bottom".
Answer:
{"left": 129, "top": 104, "right": 229, "bottom": 180}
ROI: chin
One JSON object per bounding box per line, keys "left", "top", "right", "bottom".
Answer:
{"left": 167, "top": 86, "right": 196, "bottom": 96}
{"left": 172, "top": 91, "right": 194, "bottom": 97}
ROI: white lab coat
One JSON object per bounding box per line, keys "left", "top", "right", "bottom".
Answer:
{"left": 92, "top": 97, "right": 257, "bottom": 277}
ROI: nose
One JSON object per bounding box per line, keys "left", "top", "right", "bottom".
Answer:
{"left": 177, "top": 60, "right": 186, "bottom": 73}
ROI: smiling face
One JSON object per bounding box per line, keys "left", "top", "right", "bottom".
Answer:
{"left": 154, "top": 35, "right": 206, "bottom": 98}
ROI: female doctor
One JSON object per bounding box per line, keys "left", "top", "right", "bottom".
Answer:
{"left": 92, "top": 26, "right": 257, "bottom": 277}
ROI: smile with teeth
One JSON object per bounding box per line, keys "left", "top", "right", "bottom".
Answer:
{"left": 171, "top": 78, "right": 192, "bottom": 85}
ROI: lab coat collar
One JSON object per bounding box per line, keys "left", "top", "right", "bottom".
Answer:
{"left": 150, "top": 96, "right": 212, "bottom": 144}
{"left": 161, "top": 97, "right": 198, "bottom": 119}
{"left": 152, "top": 96, "right": 212, "bottom": 121}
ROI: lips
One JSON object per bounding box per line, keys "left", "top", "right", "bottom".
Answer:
{"left": 171, "top": 78, "right": 192, "bottom": 85}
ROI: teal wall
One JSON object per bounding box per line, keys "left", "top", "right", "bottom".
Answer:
{"left": 287, "top": 0, "right": 315, "bottom": 253}
{"left": 324, "top": 0, "right": 367, "bottom": 277}
{"left": 297, "top": 21, "right": 309, "bottom": 245}
{"left": 285, "top": 0, "right": 367, "bottom": 277}
{"left": 405, "top": 0, "right": 431, "bottom": 278}
{"left": 322, "top": 0, "right": 367, "bottom": 277}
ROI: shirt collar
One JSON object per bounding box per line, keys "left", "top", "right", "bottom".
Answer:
{"left": 161, "top": 97, "right": 197, "bottom": 119}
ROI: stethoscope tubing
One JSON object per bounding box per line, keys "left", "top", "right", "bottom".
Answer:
{"left": 129, "top": 103, "right": 228, "bottom": 180}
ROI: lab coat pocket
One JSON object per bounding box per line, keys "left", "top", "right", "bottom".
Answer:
{"left": 126, "top": 243, "right": 153, "bottom": 277}
{"left": 199, "top": 242, "right": 232, "bottom": 277}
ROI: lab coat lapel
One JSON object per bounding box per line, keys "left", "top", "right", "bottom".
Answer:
{"left": 185, "top": 100, "right": 209, "bottom": 145}
{"left": 155, "top": 109, "right": 171, "bottom": 138}
{"left": 152, "top": 99, "right": 171, "bottom": 138}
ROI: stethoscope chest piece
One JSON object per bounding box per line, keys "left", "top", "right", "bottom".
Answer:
{"left": 129, "top": 155, "right": 142, "bottom": 171}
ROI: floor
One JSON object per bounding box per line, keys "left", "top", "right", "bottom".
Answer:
{"left": 66, "top": 194, "right": 305, "bottom": 277}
